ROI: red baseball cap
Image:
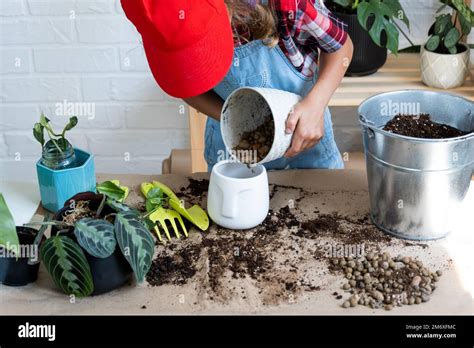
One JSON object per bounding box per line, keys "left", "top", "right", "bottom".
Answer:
{"left": 121, "top": 0, "right": 234, "bottom": 98}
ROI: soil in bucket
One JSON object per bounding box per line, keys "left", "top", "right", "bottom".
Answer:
{"left": 383, "top": 114, "right": 470, "bottom": 139}
{"left": 233, "top": 114, "right": 274, "bottom": 164}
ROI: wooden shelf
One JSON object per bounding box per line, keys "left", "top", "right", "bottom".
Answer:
{"left": 330, "top": 53, "right": 474, "bottom": 106}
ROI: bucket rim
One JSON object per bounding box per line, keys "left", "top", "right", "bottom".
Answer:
{"left": 358, "top": 89, "right": 474, "bottom": 143}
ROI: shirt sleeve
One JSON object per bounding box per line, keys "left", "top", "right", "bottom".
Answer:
{"left": 294, "top": 0, "right": 348, "bottom": 53}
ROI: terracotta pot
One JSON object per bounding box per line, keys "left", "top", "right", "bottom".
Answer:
{"left": 421, "top": 43, "right": 470, "bottom": 89}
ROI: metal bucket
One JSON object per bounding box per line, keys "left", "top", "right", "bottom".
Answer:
{"left": 358, "top": 90, "right": 474, "bottom": 240}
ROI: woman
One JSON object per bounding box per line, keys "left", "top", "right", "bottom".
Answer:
{"left": 122, "top": 0, "right": 353, "bottom": 171}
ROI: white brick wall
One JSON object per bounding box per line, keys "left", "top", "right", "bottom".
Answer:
{"left": 0, "top": 0, "right": 189, "bottom": 179}
{"left": 1, "top": 0, "right": 472, "bottom": 180}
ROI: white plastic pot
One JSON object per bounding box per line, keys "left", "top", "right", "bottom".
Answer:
{"left": 220, "top": 87, "right": 301, "bottom": 165}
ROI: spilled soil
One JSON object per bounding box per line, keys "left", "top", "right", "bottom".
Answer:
{"left": 146, "top": 179, "right": 433, "bottom": 306}
{"left": 383, "top": 114, "right": 469, "bottom": 139}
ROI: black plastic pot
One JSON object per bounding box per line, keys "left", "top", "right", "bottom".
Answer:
{"left": 52, "top": 192, "right": 133, "bottom": 296}
{"left": 335, "top": 12, "right": 388, "bottom": 76}
{"left": 0, "top": 227, "right": 44, "bottom": 286}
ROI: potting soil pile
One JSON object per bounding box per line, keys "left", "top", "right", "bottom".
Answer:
{"left": 383, "top": 114, "right": 470, "bottom": 138}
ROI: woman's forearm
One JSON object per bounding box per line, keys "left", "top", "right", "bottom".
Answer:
{"left": 305, "top": 36, "right": 353, "bottom": 108}
{"left": 183, "top": 90, "right": 224, "bottom": 121}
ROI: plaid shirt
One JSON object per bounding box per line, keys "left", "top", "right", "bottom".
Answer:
{"left": 236, "top": 0, "right": 348, "bottom": 77}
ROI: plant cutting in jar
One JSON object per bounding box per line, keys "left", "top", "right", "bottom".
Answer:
{"left": 26, "top": 184, "right": 155, "bottom": 297}
{"left": 33, "top": 113, "right": 78, "bottom": 170}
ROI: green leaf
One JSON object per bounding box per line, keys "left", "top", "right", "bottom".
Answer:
{"left": 0, "top": 194, "right": 19, "bottom": 256}
{"left": 96, "top": 180, "right": 129, "bottom": 203}
{"left": 63, "top": 116, "right": 78, "bottom": 132}
{"left": 357, "top": 0, "right": 400, "bottom": 54}
{"left": 426, "top": 35, "right": 440, "bottom": 51}
{"left": 434, "top": 14, "right": 452, "bottom": 35}
{"left": 444, "top": 27, "right": 461, "bottom": 48}
{"left": 106, "top": 198, "right": 140, "bottom": 216}
{"left": 39, "top": 113, "right": 51, "bottom": 128}
{"left": 448, "top": 45, "right": 458, "bottom": 54}
{"left": 448, "top": 0, "right": 474, "bottom": 25}
{"left": 145, "top": 187, "right": 165, "bottom": 212}
{"left": 114, "top": 213, "right": 154, "bottom": 283}
{"left": 40, "top": 236, "right": 94, "bottom": 297}
{"left": 459, "top": 13, "right": 471, "bottom": 36}
{"left": 33, "top": 123, "right": 45, "bottom": 148}
{"left": 74, "top": 218, "right": 116, "bottom": 258}
{"left": 384, "top": 0, "right": 409, "bottom": 28}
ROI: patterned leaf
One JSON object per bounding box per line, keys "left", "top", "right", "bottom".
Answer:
{"left": 114, "top": 213, "right": 154, "bottom": 283}
{"left": 74, "top": 218, "right": 116, "bottom": 258}
{"left": 41, "top": 236, "right": 94, "bottom": 297}
{"left": 0, "top": 194, "right": 19, "bottom": 256}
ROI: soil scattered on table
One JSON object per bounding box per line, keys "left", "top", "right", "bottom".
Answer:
{"left": 146, "top": 180, "right": 437, "bottom": 307}
{"left": 383, "top": 114, "right": 469, "bottom": 139}
{"left": 233, "top": 115, "right": 274, "bottom": 163}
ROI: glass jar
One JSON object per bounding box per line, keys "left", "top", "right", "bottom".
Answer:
{"left": 41, "top": 139, "right": 76, "bottom": 170}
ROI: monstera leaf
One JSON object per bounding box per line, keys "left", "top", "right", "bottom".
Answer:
{"left": 41, "top": 236, "right": 94, "bottom": 297}
{"left": 114, "top": 213, "right": 154, "bottom": 283}
{"left": 357, "top": 0, "right": 401, "bottom": 54}
{"left": 74, "top": 218, "right": 116, "bottom": 258}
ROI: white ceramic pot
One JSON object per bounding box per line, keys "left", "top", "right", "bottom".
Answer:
{"left": 207, "top": 160, "right": 269, "bottom": 230}
{"left": 420, "top": 43, "right": 470, "bottom": 89}
{"left": 220, "top": 87, "right": 302, "bottom": 165}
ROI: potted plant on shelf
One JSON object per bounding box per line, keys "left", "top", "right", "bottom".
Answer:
{"left": 34, "top": 114, "right": 96, "bottom": 212}
{"left": 324, "top": 0, "right": 412, "bottom": 76}
{"left": 0, "top": 194, "right": 46, "bottom": 286}
{"left": 421, "top": 0, "right": 473, "bottom": 89}
{"left": 25, "top": 181, "right": 155, "bottom": 296}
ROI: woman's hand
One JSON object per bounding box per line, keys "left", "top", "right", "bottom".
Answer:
{"left": 284, "top": 98, "right": 325, "bottom": 158}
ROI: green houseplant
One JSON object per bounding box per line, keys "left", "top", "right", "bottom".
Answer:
{"left": 29, "top": 185, "right": 155, "bottom": 297}
{"left": 34, "top": 114, "right": 96, "bottom": 212}
{"left": 421, "top": 0, "right": 473, "bottom": 89}
{"left": 0, "top": 194, "right": 44, "bottom": 286}
{"left": 325, "top": 0, "right": 412, "bottom": 75}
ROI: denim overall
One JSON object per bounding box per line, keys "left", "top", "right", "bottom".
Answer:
{"left": 205, "top": 39, "right": 344, "bottom": 171}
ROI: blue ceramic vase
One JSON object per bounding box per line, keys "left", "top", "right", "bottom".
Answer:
{"left": 36, "top": 148, "right": 96, "bottom": 212}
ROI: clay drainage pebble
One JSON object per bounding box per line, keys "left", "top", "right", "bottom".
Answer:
{"left": 233, "top": 115, "right": 274, "bottom": 163}
{"left": 329, "top": 252, "right": 442, "bottom": 310}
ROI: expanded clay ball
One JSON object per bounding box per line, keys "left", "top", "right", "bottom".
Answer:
{"left": 330, "top": 252, "right": 442, "bottom": 311}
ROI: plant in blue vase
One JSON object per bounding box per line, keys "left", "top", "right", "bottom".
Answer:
{"left": 33, "top": 114, "right": 96, "bottom": 212}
